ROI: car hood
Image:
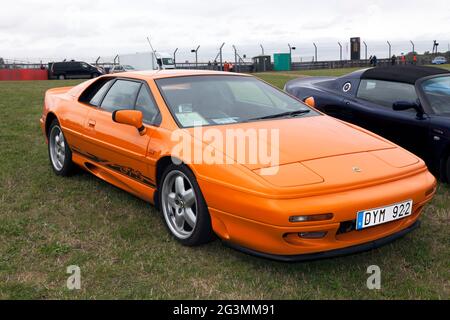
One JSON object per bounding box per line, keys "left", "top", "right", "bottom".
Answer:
{"left": 188, "top": 115, "right": 393, "bottom": 167}
{"left": 186, "top": 115, "right": 422, "bottom": 189}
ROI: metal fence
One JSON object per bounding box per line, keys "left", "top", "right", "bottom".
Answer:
{"left": 174, "top": 62, "right": 254, "bottom": 72}
{"left": 0, "top": 57, "right": 443, "bottom": 73}
{"left": 0, "top": 63, "right": 46, "bottom": 70}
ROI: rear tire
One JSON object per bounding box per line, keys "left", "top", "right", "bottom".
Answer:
{"left": 48, "top": 119, "right": 75, "bottom": 176}
{"left": 159, "top": 163, "right": 214, "bottom": 246}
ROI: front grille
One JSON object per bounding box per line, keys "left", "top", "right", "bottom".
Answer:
{"left": 337, "top": 220, "right": 356, "bottom": 235}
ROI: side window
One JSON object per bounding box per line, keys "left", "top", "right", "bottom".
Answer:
{"left": 135, "top": 85, "right": 159, "bottom": 124}
{"left": 89, "top": 79, "right": 114, "bottom": 106}
{"left": 357, "top": 79, "right": 418, "bottom": 108}
{"left": 100, "top": 80, "right": 141, "bottom": 112}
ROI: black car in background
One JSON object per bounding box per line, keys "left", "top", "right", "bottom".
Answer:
{"left": 285, "top": 66, "right": 450, "bottom": 182}
{"left": 48, "top": 61, "right": 104, "bottom": 80}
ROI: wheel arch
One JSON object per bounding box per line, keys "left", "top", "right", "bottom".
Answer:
{"left": 45, "top": 112, "right": 58, "bottom": 137}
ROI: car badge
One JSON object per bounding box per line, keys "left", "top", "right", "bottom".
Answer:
{"left": 343, "top": 82, "right": 352, "bottom": 92}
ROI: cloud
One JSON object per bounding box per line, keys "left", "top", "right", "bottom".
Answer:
{"left": 1, "top": 0, "right": 449, "bottom": 62}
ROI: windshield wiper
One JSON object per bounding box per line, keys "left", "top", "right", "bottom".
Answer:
{"left": 246, "top": 109, "right": 311, "bottom": 122}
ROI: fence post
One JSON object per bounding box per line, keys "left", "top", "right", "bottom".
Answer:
{"left": 313, "top": 43, "right": 318, "bottom": 62}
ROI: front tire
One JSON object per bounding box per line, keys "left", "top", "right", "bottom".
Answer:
{"left": 159, "top": 164, "right": 214, "bottom": 246}
{"left": 48, "top": 119, "right": 75, "bottom": 176}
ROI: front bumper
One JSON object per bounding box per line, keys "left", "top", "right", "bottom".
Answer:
{"left": 224, "top": 221, "right": 421, "bottom": 262}
{"left": 204, "top": 169, "right": 436, "bottom": 257}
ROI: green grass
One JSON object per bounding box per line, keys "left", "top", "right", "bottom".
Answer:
{"left": 0, "top": 75, "right": 449, "bottom": 300}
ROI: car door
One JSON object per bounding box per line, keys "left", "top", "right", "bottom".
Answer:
{"left": 63, "top": 62, "right": 76, "bottom": 78}
{"left": 82, "top": 78, "right": 159, "bottom": 188}
{"left": 346, "top": 79, "right": 431, "bottom": 160}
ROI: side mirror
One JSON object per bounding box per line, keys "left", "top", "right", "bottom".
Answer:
{"left": 304, "top": 96, "right": 316, "bottom": 108}
{"left": 392, "top": 101, "right": 424, "bottom": 118}
{"left": 112, "top": 110, "right": 146, "bottom": 135}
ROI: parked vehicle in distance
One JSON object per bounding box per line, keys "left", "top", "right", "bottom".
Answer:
{"left": 285, "top": 65, "right": 450, "bottom": 182}
{"left": 118, "top": 52, "right": 175, "bottom": 71}
{"left": 431, "top": 56, "right": 447, "bottom": 65}
{"left": 40, "top": 70, "right": 436, "bottom": 261}
{"left": 48, "top": 61, "right": 105, "bottom": 80}
{"left": 110, "top": 64, "right": 136, "bottom": 73}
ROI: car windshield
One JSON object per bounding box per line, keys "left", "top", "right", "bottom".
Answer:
{"left": 162, "top": 58, "right": 174, "bottom": 65}
{"left": 123, "top": 65, "right": 135, "bottom": 70}
{"left": 422, "top": 76, "right": 450, "bottom": 116}
{"left": 156, "top": 75, "right": 318, "bottom": 128}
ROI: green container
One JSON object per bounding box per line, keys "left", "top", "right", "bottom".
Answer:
{"left": 273, "top": 53, "right": 291, "bottom": 71}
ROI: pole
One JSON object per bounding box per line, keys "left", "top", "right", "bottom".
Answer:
{"left": 219, "top": 42, "right": 225, "bottom": 71}
{"left": 192, "top": 45, "right": 200, "bottom": 68}
{"left": 313, "top": 43, "right": 318, "bottom": 62}
{"left": 338, "top": 42, "right": 342, "bottom": 61}
{"left": 410, "top": 40, "right": 415, "bottom": 54}
{"left": 233, "top": 45, "right": 238, "bottom": 72}
{"left": 147, "top": 37, "right": 159, "bottom": 70}
{"left": 363, "top": 41, "right": 368, "bottom": 61}
{"left": 260, "top": 44, "right": 264, "bottom": 56}
{"left": 173, "top": 48, "right": 178, "bottom": 67}
{"left": 387, "top": 41, "right": 392, "bottom": 58}
{"left": 288, "top": 43, "right": 295, "bottom": 69}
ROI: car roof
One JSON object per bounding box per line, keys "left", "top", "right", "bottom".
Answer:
{"left": 116, "top": 69, "right": 252, "bottom": 80}
{"left": 361, "top": 65, "right": 449, "bottom": 84}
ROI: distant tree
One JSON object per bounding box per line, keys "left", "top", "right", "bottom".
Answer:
{"left": 0, "top": 57, "right": 4, "bottom": 65}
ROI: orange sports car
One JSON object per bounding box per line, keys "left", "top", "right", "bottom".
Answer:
{"left": 40, "top": 70, "right": 437, "bottom": 261}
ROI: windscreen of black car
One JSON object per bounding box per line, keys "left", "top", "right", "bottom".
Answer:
{"left": 156, "top": 76, "right": 318, "bottom": 127}
{"left": 162, "top": 58, "right": 174, "bottom": 65}
{"left": 357, "top": 79, "right": 418, "bottom": 108}
{"left": 422, "top": 76, "right": 450, "bottom": 115}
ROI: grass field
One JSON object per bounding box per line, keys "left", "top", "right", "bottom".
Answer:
{"left": 0, "top": 71, "right": 449, "bottom": 300}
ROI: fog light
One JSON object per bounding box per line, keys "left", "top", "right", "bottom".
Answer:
{"left": 289, "top": 213, "right": 333, "bottom": 223}
{"left": 299, "top": 231, "right": 328, "bottom": 239}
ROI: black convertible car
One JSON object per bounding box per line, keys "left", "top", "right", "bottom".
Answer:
{"left": 285, "top": 66, "right": 450, "bottom": 182}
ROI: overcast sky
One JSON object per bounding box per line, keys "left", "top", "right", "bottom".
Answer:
{"left": 1, "top": 0, "right": 449, "bottom": 63}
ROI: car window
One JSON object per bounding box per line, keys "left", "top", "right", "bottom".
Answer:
{"left": 89, "top": 79, "right": 115, "bottom": 106}
{"left": 135, "top": 85, "right": 159, "bottom": 124}
{"left": 357, "top": 79, "right": 418, "bottom": 108}
{"left": 101, "top": 80, "right": 141, "bottom": 112}
{"left": 422, "top": 76, "right": 450, "bottom": 115}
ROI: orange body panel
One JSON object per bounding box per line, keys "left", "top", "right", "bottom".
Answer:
{"left": 40, "top": 70, "right": 437, "bottom": 257}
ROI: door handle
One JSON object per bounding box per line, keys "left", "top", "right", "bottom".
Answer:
{"left": 88, "top": 119, "right": 96, "bottom": 127}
